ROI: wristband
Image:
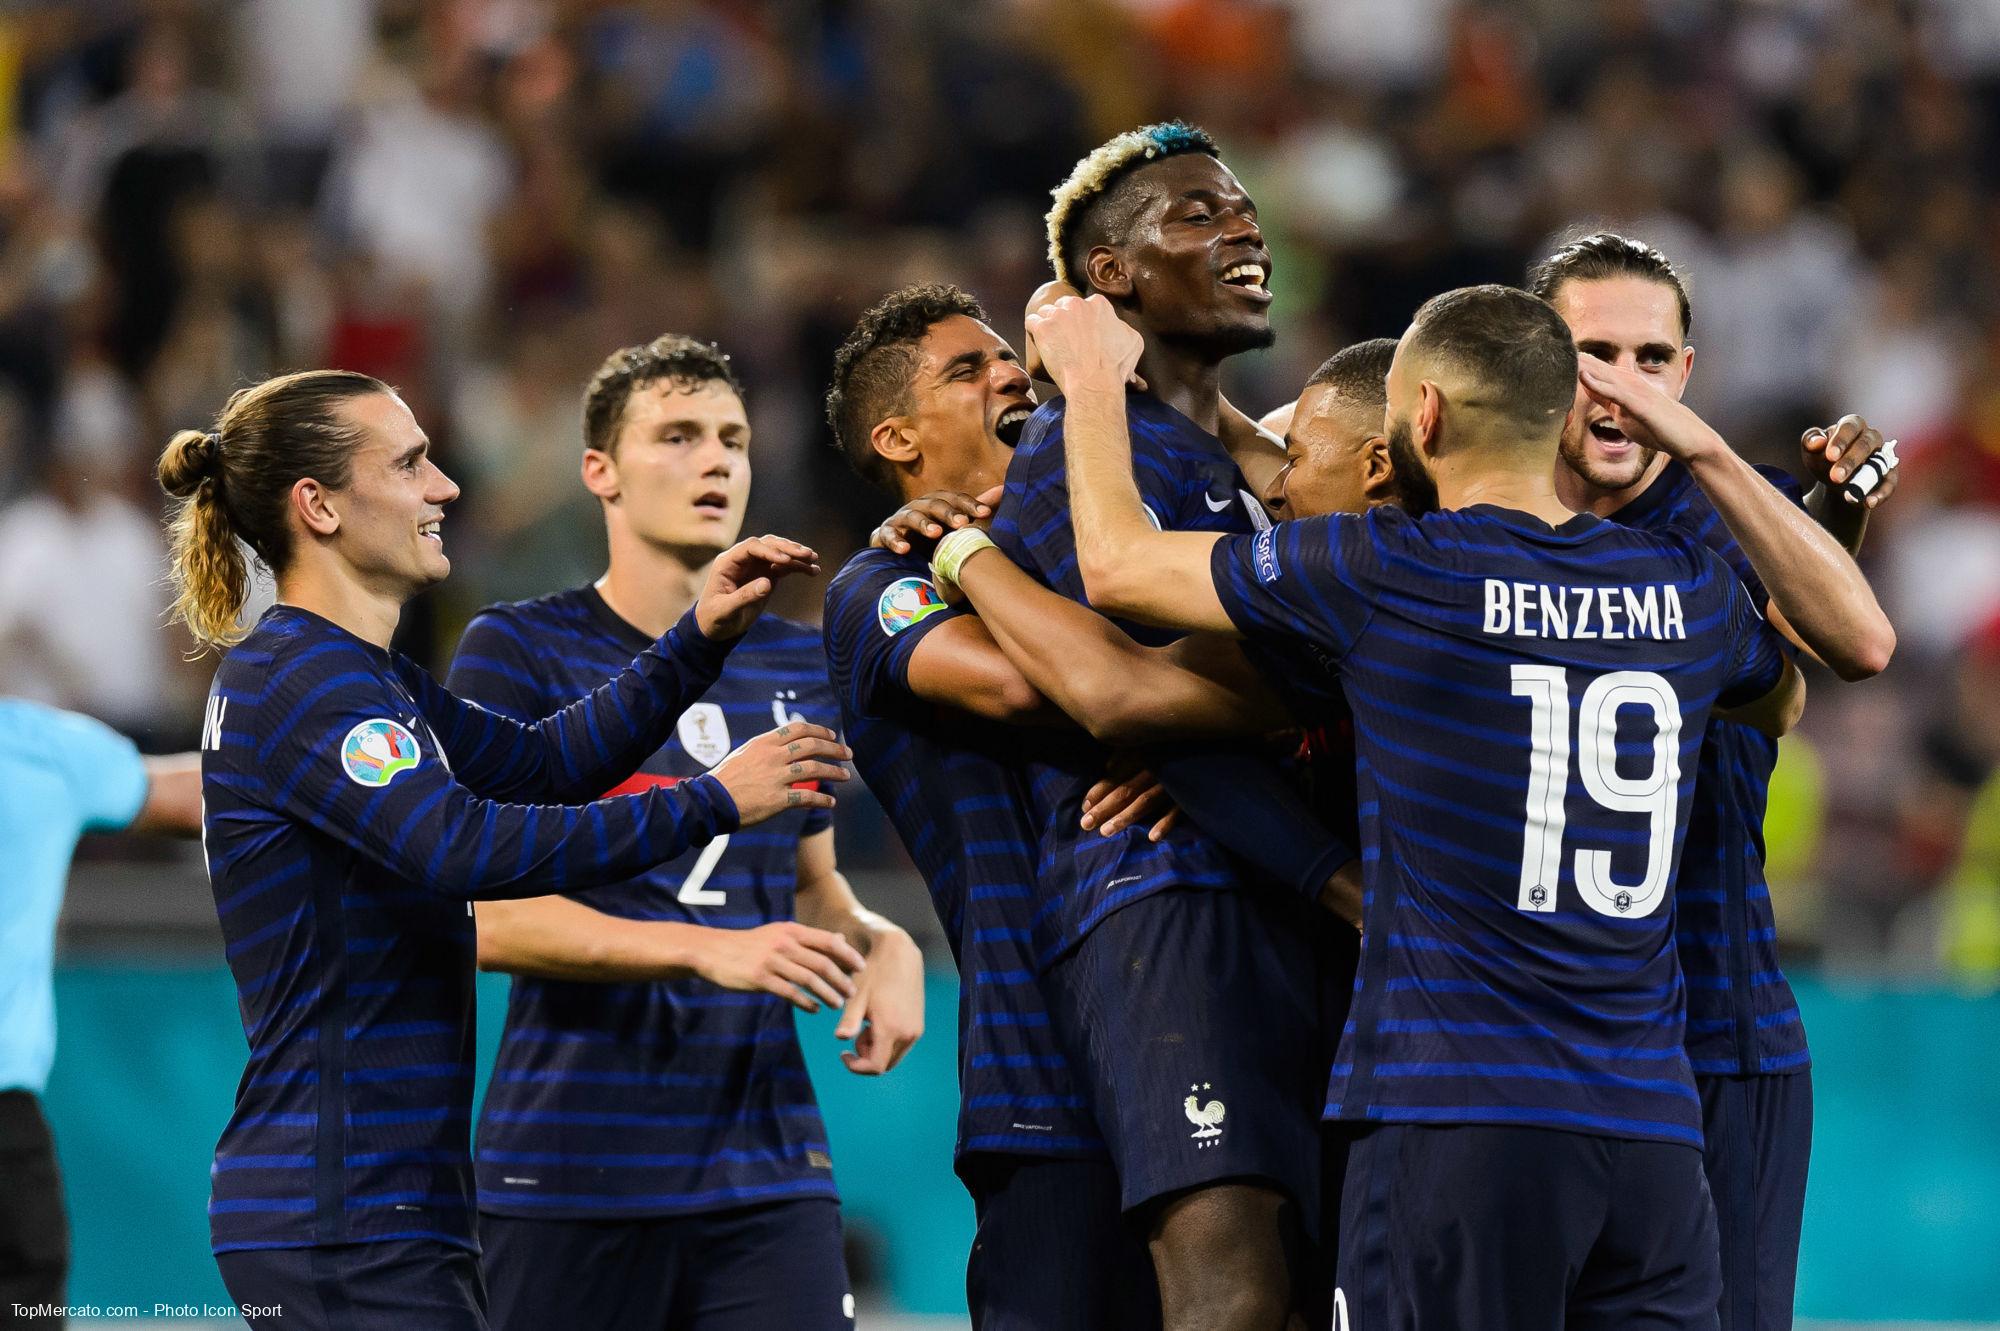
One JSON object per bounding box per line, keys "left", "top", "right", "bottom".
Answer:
{"left": 931, "top": 527, "right": 997, "bottom": 596}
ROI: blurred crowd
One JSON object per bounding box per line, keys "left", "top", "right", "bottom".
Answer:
{"left": 4, "top": 0, "right": 1999, "bottom": 979}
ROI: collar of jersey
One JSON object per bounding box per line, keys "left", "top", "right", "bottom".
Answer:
{"left": 260, "top": 602, "right": 395, "bottom": 659}
{"left": 1460, "top": 503, "right": 1603, "bottom": 541}
{"left": 1602, "top": 458, "right": 1692, "bottom": 530}
{"left": 577, "top": 582, "right": 660, "bottom": 652}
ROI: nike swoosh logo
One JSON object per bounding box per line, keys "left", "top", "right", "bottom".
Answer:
{"left": 1204, "top": 493, "right": 1233, "bottom": 512}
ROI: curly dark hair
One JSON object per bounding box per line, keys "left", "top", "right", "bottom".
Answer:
{"left": 1527, "top": 231, "right": 1693, "bottom": 341}
{"left": 582, "top": 334, "right": 743, "bottom": 455}
{"left": 824, "top": 283, "right": 988, "bottom": 492}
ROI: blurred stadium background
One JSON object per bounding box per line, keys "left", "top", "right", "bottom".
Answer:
{"left": 5, "top": 0, "right": 1998, "bottom": 1324}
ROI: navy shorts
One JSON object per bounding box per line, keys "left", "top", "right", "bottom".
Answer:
{"left": 1044, "top": 886, "right": 1323, "bottom": 1220}
{"left": 480, "top": 1198, "right": 851, "bottom": 1331}
{"left": 963, "top": 1153, "right": 1160, "bottom": 1331}
{"left": 1700, "top": 1069, "right": 1813, "bottom": 1331}
{"left": 1336, "top": 1124, "right": 1721, "bottom": 1331}
{"left": 216, "top": 1237, "right": 486, "bottom": 1330}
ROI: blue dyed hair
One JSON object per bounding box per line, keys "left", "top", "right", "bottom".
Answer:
{"left": 1046, "top": 121, "right": 1220, "bottom": 288}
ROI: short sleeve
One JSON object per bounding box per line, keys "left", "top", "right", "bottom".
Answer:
{"left": 1716, "top": 566, "right": 1788, "bottom": 708}
{"left": 45, "top": 707, "right": 148, "bottom": 832}
{"left": 823, "top": 554, "right": 972, "bottom": 719}
{"left": 1210, "top": 513, "right": 1380, "bottom": 670}
{"left": 1753, "top": 463, "right": 1809, "bottom": 511}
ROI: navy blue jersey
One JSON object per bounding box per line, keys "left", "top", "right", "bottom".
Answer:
{"left": 1611, "top": 461, "right": 1811, "bottom": 1076}
{"left": 824, "top": 548, "right": 1101, "bottom": 1166}
{"left": 1212, "top": 506, "right": 1789, "bottom": 1147}
{"left": 989, "top": 393, "right": 1267, "bottom": 960}
{"left": 447, "top": 588, "right": 839, "bottom": 1219}
{"left": 201, "top": 603, "right": 739, "bottom": 1254}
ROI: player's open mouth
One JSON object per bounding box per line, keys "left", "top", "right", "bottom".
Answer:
{"left": 419, "top": 518, "right": 443, "bottom": 545}
{"left": 1588, "top": 419, "right": 1633, "bottom": 451}
{"left": 995, "top": 404, "right": 1032, "bottom": 446}
{"left": 1218, "top": 261, "right": 1271, "bottom": 303}
{"left": 692, "top": 491, "right": 730, "bottom": 517}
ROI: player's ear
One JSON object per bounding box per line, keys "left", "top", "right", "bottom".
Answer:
{"left": 290, "top": 476, "right": 340, "bottom": 538}
{"left": 870, "top": 418, "right": 920, "bottom": 468}
{"left": 1082, "top": 247, "right": 1133, "bottom": 301}
{"left": 1674, "top": 343, "right": 1695, "bottom": 400}
{"left": 1359, "top": 434, "right": 1395, "bottom": 503}
{"left": 581, "top": 447, "right": 619, "bottom": 503}
{"left": 1416, "top": 381, "right": 1444, "bottom": 456}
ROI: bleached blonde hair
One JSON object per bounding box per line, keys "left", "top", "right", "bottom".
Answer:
{"left": 1045, "top": 121, "right": 1219, "bottom": 289}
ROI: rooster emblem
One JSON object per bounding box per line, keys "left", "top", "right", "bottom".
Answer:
{"left": 1184, "top": 1083, "right": 1226, "bottom": 1141}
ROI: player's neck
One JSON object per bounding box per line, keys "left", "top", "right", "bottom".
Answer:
{"left": 276, "top": 560, "right": 403, "bottom": 650}
{"left": 899, "top": 455, "right": 1002, "bottom": 505}
{"left": 1555, "top": 452, "right": 1671, "bottom": 518}
{"left": 1134, "top": 341, "right": 1222, "bottom": 436}
{"left": 597, "top": 529, "right": 711, "bottom": 639}
{"left": 1438, "top": 455, "right": 1576, "bottom": 527}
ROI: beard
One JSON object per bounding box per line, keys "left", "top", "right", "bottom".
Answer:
{"left": 1174, "top": 315, "right": 1278, "bottom": 362}
{"left": 1385, "top": 418, "right": 1440, "bottom": 516}
{"left": 1558, "top": 423, "right": 1659, "bottom": 494}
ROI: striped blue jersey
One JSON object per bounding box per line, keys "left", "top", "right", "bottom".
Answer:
{"left": 448, "top": 589, "right": 840, "bottom": 1219}
{"left": 989, "top": 393, "right": 1267, "bottom": 960}
{"left": 824, "top": 548, "right": 1101, "bottom": 1167}
{"left": 1211, "top": 506, "right": 1789, "bottom": 1147}
{"left": 201, "top": 603, "right": 739, "bottom": 1254}
{"left": 1610, "top": 461, "right": 1811, "bottom": 1076}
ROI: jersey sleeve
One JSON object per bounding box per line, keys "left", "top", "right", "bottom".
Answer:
{"left": 992, "top": 401, "right": 1193, "bottom": 591}
{"left": 1209, "top": 514, "right": 1380, "bottom": 669}
{"left": 402, "top": 606, "right": 734, "bottom": 805}
{"left": 1754, "top": 463, "right": 1809, "bottom": 510}
{"left": 255, "top": 639, "right": 737, "bottom": 899}
{"left": 45, "top": 706, "right": 148, "bottom": 832}
{"left": 1152, "top": 742, "right": 1357, "bottom": 900}
{"left": 823, "top": 554, "right": 972, "bottom": 719}
{"left": 444, "top": 607, "right": 548, "bottom": 724}
{"left": 1715, "top": 562, "right": 1790, "bottom": 709}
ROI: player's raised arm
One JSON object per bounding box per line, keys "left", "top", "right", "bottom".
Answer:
{"left": 1026, "top": 293, "right": 1235, "bottom": 634}
{"left": 1578, "top": 354, "right": 1894, "bottom": 680}
{"left": 938, "top": 532, "right": 1287, "bottom": 743}
{"left": 260, "top": 650, "right": 846, "bottom": 900}
{"left": 405, "top": 533, "right": 820, "bottom": 805}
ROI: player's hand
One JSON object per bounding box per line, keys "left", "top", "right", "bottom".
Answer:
{"left": 869, "top": 485, "right": 1003, "bottom": 555}
{"left": 1801, "top": 414, "right": 1899, "bottom": 508}
{"left": 1080, "top": 766, "right": 1181, "bottom": 841}
{"left": 1026, "top": 293, "right": 1146, "bottom": 398}
{"left": 1319, "top": 858, "right": 1363, "bottom": 931}
{"left": 1022, "top": 279, "right": 1080, "bottom": 382}
{"left": 835, "top": 926, "right": 925, "bottom": 1075}
{"left": 1576, "top": 355, "right": 1726, "bottom": 465}
{"left": 697, "top": 535, "right": 822, "bottom": 639}
{"left": 695, "top": 921, "right": 866, "bottom": 1015}
{"left": 710, "top": 721, "right": 850, "bottom": 826}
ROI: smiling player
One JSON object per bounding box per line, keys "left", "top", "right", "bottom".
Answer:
{"left": 983, "top": 123, "right": 1333, "bottom": 1331}
{"left": 1530, "top": 232, "right": 1897, "bottom": 1331}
